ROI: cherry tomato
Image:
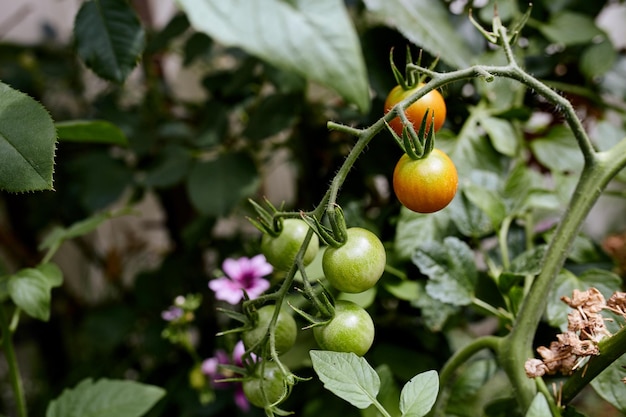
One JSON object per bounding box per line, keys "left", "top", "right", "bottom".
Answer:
{"left": 242, "top": 305, "right": 298, "bottom": 356}
{"left": 313, "top": 300, "right": 375, "bottom": 356}
{"left": 243, "top": 361, "right": 287, "bottom": 408}
{"left": 261, "top": 219, "right": 319, "bottom": 271}
{"left": 384, "top": 83, "right": 446, "bottom": 135}
{"left": 322, "top": 227, "right": 386, "bottom": 293}
{"left": 393, "top": 149, "right": 458, "bottom": 214}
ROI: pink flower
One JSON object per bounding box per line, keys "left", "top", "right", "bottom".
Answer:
{"left": 201, "top": 341, "right": 253, "bottom": 411}
{"left": 161, "top": 306, "right": 183, "bottom": 321}
{"left": 209, "top": 255, "right": 272, "bottom": 304}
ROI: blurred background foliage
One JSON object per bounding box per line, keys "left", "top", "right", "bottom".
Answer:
{"left": 0, "top": 0, "right": 625, "bottom": 415}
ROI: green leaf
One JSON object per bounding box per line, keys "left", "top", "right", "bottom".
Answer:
{"left": 310, "top": 350, "right": 379, "bottom": 409}
{"left": 7, "top": 263, "right": 63, "bottom": 321}
{"left": 186, "top": 152, "right": 259, "bottom": 216}
{"left": 399, "top": 370, "right": 438, "bottom": 417}
{"left": 508, "top": 245, "right": 547, "bottom": 276}
{"left": 74, "top": 0, "right": 145, "bottom": 83}
{"left": 178, "top": 0, "right": 370, "bottom": 113}
{"left": 383, "top": 278, "right": 421, "bottom": 302}
{"left": 55, "top": 120, "right": 128, "bottom": 146}
{"left": 412, "top": 237, "right": 477, "bottom": 306}
{"left": 362, "top": 0, "right": 474, "bottom": 68}
{"left": 143, "top": 145, "right": 192, "bottom": 188}
{"left": 530, "top": 125, "right": 584, "bottom": 173}
{"left": 446, "top": 359, "right": 498, "bottom": 417}
{"left": 546, "top": 269, "right": 622, "bottom": 331}
{"left": 0, "top": 81, "right": 56, "bottom": 192}
{"left": 46, "top": 378, "right": 165, "bottom": 417}
{"left": 363, "top": 365, "right": 401, "bottom": 417}
{"left": 412, "top": 285, "right": 460, "bottom": 331}
{"left": 462, "top": 184, "right": 506, "bottom": 229}
{"left": 590, "top": 354, "right": 626, "bottom": 413}
{"left": 524, "top": 393, "right": 551, "bottom": 417}
{"left": 538, "top": 12, "right": 604, "bottom": 46}
{"left": 243, "top": 93, "right": 301, "bottom": 140}
{"left": 393, "top": 207, "right": 453, "bottom": 261}
{"left": 580, "top": 40, "right": 617, "bottom": 80}
{"left": 448, "top": 189, "right": 493, "bottom": 239}
{"left": 479, "top": 116, "right": 518, "bottom": 157}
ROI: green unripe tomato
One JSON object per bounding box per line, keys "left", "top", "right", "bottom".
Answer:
{"left": 242, "top": 305, "right": 297, "bottom": 356}
{"left": 243, "top": 361, "right": 286, "bottom": 408}
{"left": 322, "top": 227, "right": 386, "bottom": 293}
{"left": 313, "top": 300, "right": 375, "bottom": 356}
{"left": 261, "top": 219, "right": 319, "bottom": 271}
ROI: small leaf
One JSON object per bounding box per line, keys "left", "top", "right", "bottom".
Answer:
{"left": 243, "top": 94, "right": 302, "bottom": 140}
{"left": 413, "top": 237, "right": 477, "bottom": 306}
{"left": 590, "top": 354, "right": 626, "bottom": 413}
{"left": 55, "top": 120, "right": 128, "bottom": 146}
{"left": 46, "top": 378, "right": 165, "bottom": 417}
{"left": 462, "top": 184, "right": 506, "bottom": 229}
{"left": 74, "top": 0, "right": 145, "bottom": 82}
{"left": 0, "top": 81, "right": 56, "bottom": 192}
{"left": 399, "top": 370, "right": 439, "bottom": 417}
{"left": 394, "top": 207, "right": 453, "bottom": 261}
{"left": 7, "top": 263, "right": 63, "bottom": 321}
{"left": 186, "top": 152, "right": 259, "bottom": 216}
{"left": 178, "top": 0, "right": 370, "bottom": 112}
{"left": 580, "top": 40, "right": 617, "bottom": 80}
{"left": 412, "top": 286, "right": 460, "bottom": 331}
{"left": 508, "top": 245, "right": 547, "bottom": 276}
{"left": 310, "top": 350, "right": 380, "bottom": 409}
{"left": 479, "top": 116, "right": 518, "bottom": 157}
{"left": 524, "top": 393, "right": 551, "bottom": 417}
{"left": 143, "top": 145, "right": 192, "bottom": 188}
{"left": 530, "top": 125, "right": 584, "bottom": 173}
{"left": 539, "top": 12, "right": 603, "bottom": 46}
{"left": 362, "top": 0, "right": 474, "bottom": 68}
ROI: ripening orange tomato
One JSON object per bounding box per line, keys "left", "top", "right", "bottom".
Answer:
{"left": 384, "top": 83, "right": 446, "bottom": 135}
{"left": 392, "top": 149, "right": 458, "bottom": 213}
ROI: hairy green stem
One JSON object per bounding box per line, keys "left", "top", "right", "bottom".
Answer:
{"left": 0, "top": 305, "right": 28, "bottom": 417}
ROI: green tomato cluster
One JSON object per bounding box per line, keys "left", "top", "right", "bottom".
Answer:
{"left": 261, "top": 218, "right": 319, "bottom": 272}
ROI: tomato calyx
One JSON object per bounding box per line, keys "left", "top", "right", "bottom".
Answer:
{"left": 301, "top": 204, "right": 348, "bottom": 249}
{"left": 386, "top": 107, "right": 436, "bottom": 160}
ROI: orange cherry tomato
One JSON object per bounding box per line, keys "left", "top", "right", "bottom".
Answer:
{"left": 384, "top": 83, "right": 446, "bottom": 135}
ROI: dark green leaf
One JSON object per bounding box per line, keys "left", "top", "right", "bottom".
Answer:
{"left": 590, "top": 354, "right": 626, "bottom": 413}
{"left": 243, "top": 94, "right": 301, "bottom": 140}
{"left": 446, "top": 359, "right": 498, "bottom": 417}
{"left": 479, "top": 116, "right": 518, "bottom": 157}
{"left": 362, "top": 0, "right": 474, "bottom": 68}
{"left": 183, "top": 32, "right": 213, "bottom": 66}
{"left": 143, "top": 145, "right": 192, "bottom": 188}
{"left": 8, "top": 263, "right": 63, "bottom": 321}
{"left": 530, "top": 125, "right": 584, "bottom": 173}
{"left": 546, "top": 269, "right": 622, "bottom": 330}
{"left": 580, "top": 40, "right": 617, "bottom": 80}
{"left": 74, "top": 0, "right": 145, "bottom": 82}
{"left": 187, "top": 152, "right": 259, "bottom": 216}
{"left": 538, "top": 12, "right": 603, "bottom": 46}
{"left": 412, "top": 237, "right": 477, "bottom": 306}
{"left": 178, "top": 0, "right": 370, "bottom": 112}
{"left": 412, "top": 285, "right": 460, "bottom": 331}
{"left": 0, "top": 81, "right": 56, "bottom": 192}
{"left": 448, "top": 188, "right": 493, "bottom": 239}
{"left": 399, "top": 370, "right": 438, "bottom": 417}
{"left": 382, "top": 278, "right": 421, "bottom": 302}
{"left": 394, "top": 207, "right": 453, "bottom": 261}
{"left": 508, "top": 245, "right": 547, "bottom": 276}
{"left": 55, "top": 120, "right": 128, "bottom": 146}
{"left": 310, "top": 350, "right": 379, "bottom": 409}
{"left": 463, "top": 184, "right": 507, "bottom": 229}
{"left": 46, "top": 378, "right": 165, "bottom": 417}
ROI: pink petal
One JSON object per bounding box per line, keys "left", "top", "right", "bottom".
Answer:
{"left": 209, "top": 278, "right": 244, "bottom": 305}
{"left": 201, "top": 357, "right": 219, "bottom": 376}
{"left": 249, "top": 254, "right": 273, "bottom": 277}
{"left": 234, "top": 385, "right": 250, "bottom": 411}
{"left": 245, "top": 279, "right": 271, "bottom": 299}
{"left": 222, "top": 258, "right": 244, "bottom": 281}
